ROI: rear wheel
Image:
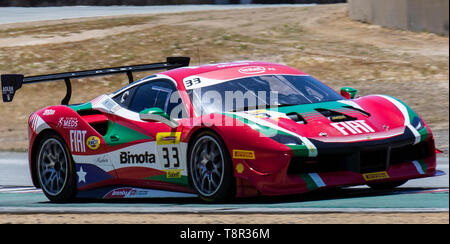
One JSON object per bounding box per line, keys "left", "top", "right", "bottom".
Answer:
{"left": 188, "top": 131, "right": 235, "bottom": 202}
{"left": 36, "top": 132, "right": 77, "bottom": 202}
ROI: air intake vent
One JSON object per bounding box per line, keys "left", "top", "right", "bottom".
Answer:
{"left": 315, "top": 108, "right": 357, "bottom": 122}
{"left": 286, "top": 112, "right": 307, "bottom": 124}
{"left": 342, "top": 106, "right": 371, "bottom": 117}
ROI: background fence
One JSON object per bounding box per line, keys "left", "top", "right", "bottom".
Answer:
{"left": 348, "top": 0, "right": 449, "bottom": 35}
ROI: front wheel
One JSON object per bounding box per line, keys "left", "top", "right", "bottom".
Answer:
{"left": 36, "top": 131, "right": 77, "bottom": 202}
{"left": 188, "top": 131, "right": 235, "bottom": 202}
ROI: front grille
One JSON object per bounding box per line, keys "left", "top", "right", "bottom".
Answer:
{"left": 390, "top": 142, "right": 430, "bottom": 165}
{"left": 360, "top": 148, "right": 388, "bottom": 173}
{"left": 287, "top": 141, "right": 431, "bottom": 175}
{"left": 287, "top": 154, "right": 347, "bottom": 174}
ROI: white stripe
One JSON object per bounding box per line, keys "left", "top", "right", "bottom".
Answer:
{"left": 376, "top": 95, "right": 421, "bottom": 144}
{"left": 34, "top": 115, "right": 51, "bottom": 134}
{"left": 309, "top": 173, "right": 326, "bottom": 187}
{"left": 338, "top": 99, "right": 365, "bottom": 111}
{"left": 376, "top": 95, "right": 410, "bottom": 124}
{"left": 412, "top": 160, "right": 425, "bottom": 174}
{"left": 406, "top": 124, "right": 422, "bottom": 144}
{"left": 0, "top": 187, "right": 41, "bottom": 193}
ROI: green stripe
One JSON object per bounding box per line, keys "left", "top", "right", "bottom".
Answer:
{"left": 417, "top": 160, "right": 428, "bottom": 173}
{"left": 68, "top": 102, "right": 92, "bottom": 112}
{"left": 103, "top": 121, "right": 151, "bottom": 146}
{"left": 300, "top": 174, "right": 318, "bottom": 191}
{"left": 269, "top": 100, "right": 347, "bottom": 114}
{"left": 223, "top": 113, "right": 310, "bottom": 156}
{"left": 222, "top": 112, "right": 279, "bottom": 137}
{"left": 144, "top": 174, "right": 189, "bottom": 186}
{"left": 286, "top": 145, "right": 310, "bottom": 157}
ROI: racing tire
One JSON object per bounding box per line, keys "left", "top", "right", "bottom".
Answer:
{"left": 36, "top": 131, "right": 77, "bottom": 202}
{"left": 367, "top": 180, "right": 408, "bottom": 190}
{"left": 188, "top": 131, "right": 235, "bottom": 202}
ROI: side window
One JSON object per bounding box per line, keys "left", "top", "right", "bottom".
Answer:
{"left": 112, "top": 86, "right": 137, "bottom": 108}
{"left": 126, "top": 80, "right": 185, "bottom": 118}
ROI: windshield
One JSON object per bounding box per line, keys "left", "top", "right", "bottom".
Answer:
{"left": 188, "top": 75, "right": 343, "bottom": 115}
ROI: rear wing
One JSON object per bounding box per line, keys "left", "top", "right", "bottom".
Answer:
{"left": 1, "top": 56, "right": 190, "bottom": 105}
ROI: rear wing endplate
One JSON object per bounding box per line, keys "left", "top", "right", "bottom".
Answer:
{"left": 1, "top": 56, "right": 190, "bottom": 105}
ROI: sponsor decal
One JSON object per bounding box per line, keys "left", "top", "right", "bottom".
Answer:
{"left": 232, "top": 150, "right": 255, "bottom": 159}
{"left": 2, "top": 86, "right": 13, "bottom": 94}
{"left": 42, "top": 109, "right": 55, "bottom": 116}
{"left": 58, "top": 117, "right": 78, "bottom": 129}
{"left": 362, "top": 171, "right": 390, "bottom": 181}
{"left": 330, "top": 115, "right": 346, "bottom": 121}
{"left": 102, "top": 187, "right": 196, "bottom": 199}
{"left": 86, "top": 136, "right": 101, "bottom": 150}
{"left": 120, "top": 151, "right": 156, "bottom": 164}
{"left": 165, "top": 169, "right": 183, "bottom": 178}
{"left": 238, "top": 66, "right": 266, "bottom": 75}
{"left": 70, "top": 130, "right": 87, "bottom": 153}
{"left": 156, "top": 132, "right": 181, "bottom": 145}
{"left": 104, "top": 188, "right": 137, "bottom": 199}
{"left": 95, "top": 155, "right": 109, "bottom": 164}
{"left": 245, "top": 109, "right": 271, "bottom": 119}
{"left": 330, "top": 120, "right": 375, "bottom": 136}
{"left": 235, "top": 163, "right": 245, "bottom": 174}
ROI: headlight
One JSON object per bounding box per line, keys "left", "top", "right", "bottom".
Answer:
{"left": 270, "top": 133, "right": 303, "bottom": 145}
{"left": 411, "top": 116, "right": 425, "bottom": 131}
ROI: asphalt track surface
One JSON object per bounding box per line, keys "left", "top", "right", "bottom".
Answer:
{"left": 0, "top": 152, "right": 447, "bottom": 213}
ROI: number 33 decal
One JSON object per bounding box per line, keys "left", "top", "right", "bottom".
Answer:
{"left": 161, "top": 146, "right": 180, "bottom": 168}
{"left": 184, "top": 77, "right": 201, "bottom": 88}
{"left": 156, "top": 132, "right": 184, "bottom": 170}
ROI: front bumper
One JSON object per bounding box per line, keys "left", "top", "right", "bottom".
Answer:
{"left": 236, "top": 133, "right": 439, "bottom": 197}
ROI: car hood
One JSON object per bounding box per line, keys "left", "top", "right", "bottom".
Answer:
{"left": 223, "top": 99, "right": 411, "bottom": 146}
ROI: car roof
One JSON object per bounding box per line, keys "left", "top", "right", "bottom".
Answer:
{"left": 159, "top": 61, "right": 308, "bottom": 91}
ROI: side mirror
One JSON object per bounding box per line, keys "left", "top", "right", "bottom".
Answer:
{"left": 139, "top": 108, "right": 179, "bottom": 128}
{"left": 340, "top": 87, "right": 357, "bottom": 99}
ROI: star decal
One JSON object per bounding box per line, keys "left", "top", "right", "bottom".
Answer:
{"left": 77, "top": 166, "right": 87, "bottom": 183}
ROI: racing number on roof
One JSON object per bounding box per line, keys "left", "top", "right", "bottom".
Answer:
{"left": 184, "top": 77, "right": 201, "bottom": 88}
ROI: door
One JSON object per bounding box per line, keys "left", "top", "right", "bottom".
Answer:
{"left": 109, "top": 78, "right": 191, "bottom": 189}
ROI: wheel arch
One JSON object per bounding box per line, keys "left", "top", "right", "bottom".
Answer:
{"left": 185, "top": 127, "right": 237, "bottom": 198}
{"left": 30, "top": 129, "right": 63, "bottom": 188}
{"left": 186, "top": 127, "right": 233, "bottom": 163}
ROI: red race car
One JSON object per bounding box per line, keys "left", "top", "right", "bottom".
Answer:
{"left": 1, "top": 57, "right": 443, "bottom": 202}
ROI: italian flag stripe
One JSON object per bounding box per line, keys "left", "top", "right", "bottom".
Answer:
{"left": 412, "top": 160, "right": 427, "bottom": 174}
{"left": 300, "top": 173, "right": 326, "bottom": 190}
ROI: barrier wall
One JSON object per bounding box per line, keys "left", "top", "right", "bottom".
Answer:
{"left": 348, "top": 0, "right": 449, "bottom": 36}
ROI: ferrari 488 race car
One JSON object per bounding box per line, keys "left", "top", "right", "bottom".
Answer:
{"left": 1, "top": 57, "right": 443, "bottom": 202}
